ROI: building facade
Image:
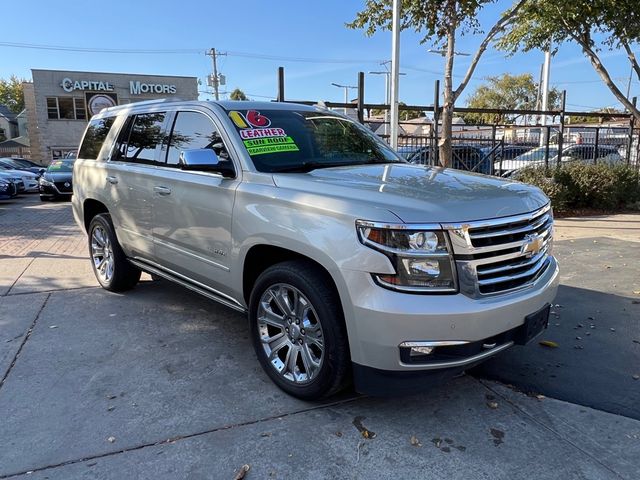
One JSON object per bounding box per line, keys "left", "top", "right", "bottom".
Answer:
{"left": 24, "top": 69, "right": 198, "bottom": 164}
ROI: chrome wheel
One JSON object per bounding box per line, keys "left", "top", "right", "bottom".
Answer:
{"left": 257, "top": 283, "right": 325, "bottom": 384}
{"left": 91, "top": 225, "right": 114, "bottom": 283}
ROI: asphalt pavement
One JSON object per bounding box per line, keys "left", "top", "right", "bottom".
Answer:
{"left": 0, "top": 195, "right": 639, "bottom": 479}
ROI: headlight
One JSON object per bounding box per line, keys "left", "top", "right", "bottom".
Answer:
{"left": 356, "top": 220, "right": 457, "bottom": 293}
{"left": 39, "top": 178, "right": 54, "bottom": 186}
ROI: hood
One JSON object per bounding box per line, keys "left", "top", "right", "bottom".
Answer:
{"left": 272, "top": 163, "right": 548, "bottom": 223}
{"left": 44, "top": 171, "right": 73, "bottom": 182}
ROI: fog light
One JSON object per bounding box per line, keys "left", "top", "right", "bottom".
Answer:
{"left": 410, "top": 346, "right": 435, "bottom": 356}
{"left": 402, "top": 258, "right": 440, "bottom": 276}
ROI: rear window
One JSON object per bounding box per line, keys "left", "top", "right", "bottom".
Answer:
{"left": 79, "top": 117, "right": 116, "bottom": 160}
{"left": 226, "top": 109, "right": 399, "bottom": 172}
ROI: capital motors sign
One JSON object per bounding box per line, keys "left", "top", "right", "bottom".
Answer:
{"left": 129, "top": 81, "right": 177, "bottom": 95}
{"left": 60, "top": 77, "right": 177, "bottom": 95}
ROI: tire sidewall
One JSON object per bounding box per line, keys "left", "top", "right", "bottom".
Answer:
{"left": 249, "top": 262, "right": 349, "bottom": 400}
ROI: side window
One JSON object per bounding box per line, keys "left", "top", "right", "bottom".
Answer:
{"left": 78, "top": 117, "right": 115, "bottom": 160}
{"left": 165, "top": 111, "right": 229, "bottom": 166}
{"left": 111, "top": 112, "right": 166, "bottom": 164}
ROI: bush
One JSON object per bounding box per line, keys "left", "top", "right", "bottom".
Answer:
{"left": 517, "top": 163, "right": 640, "bottom": 211}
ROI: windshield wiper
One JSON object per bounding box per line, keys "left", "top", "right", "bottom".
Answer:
{"left": 271, "top": 161, "right": 362, "bottom": 173}
{"left": 271, "top": 158, "right": 402, "bottom": 173}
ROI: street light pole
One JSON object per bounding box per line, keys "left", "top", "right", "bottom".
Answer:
{"left": 389, "top": 0, "right": 401, "bottom": 150}
{"left": 540, "top": 48, "right": 552, "bottom": 146}
{"left": 331, "top": 83, "right": 357, "bottom": 114}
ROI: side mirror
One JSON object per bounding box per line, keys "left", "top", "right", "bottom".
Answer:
{"left": 178, "top": 149, "right": 235, "bottom": 177}
{"left": 39, "top": 168, "right": 46, "bottom": 174}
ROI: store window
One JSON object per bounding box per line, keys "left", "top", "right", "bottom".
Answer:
{"left": 46, "top": 97, "right": 86, "bottom": 120}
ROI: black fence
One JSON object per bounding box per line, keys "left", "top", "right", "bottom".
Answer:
{"left": 274, "top": 68, "right": 640, "bottom": 177}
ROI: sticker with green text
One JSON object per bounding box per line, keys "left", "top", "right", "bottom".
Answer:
{"left": 243, "top": 136, "right": 300, "bottom": 156}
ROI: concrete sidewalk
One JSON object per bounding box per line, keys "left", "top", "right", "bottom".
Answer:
{"left": 1, "top": 196, "right": 639, "bottom": 479}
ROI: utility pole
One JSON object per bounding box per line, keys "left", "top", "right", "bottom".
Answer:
{"left": 540, "top": 48, "right": 551, "bottom": 146}
{"left": 206, "top": 48, "right": 227, "bottom": 100}
{"left": 389, "top": 0, "right": 401, "bottom": 150}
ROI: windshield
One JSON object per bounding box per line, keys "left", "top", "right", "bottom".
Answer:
{"left": 226, "top": 109, "right": 401, "bottom": 172}
{"left": 515, "top": 147, "right": 559, "bottom": 161}
{"left": 47, "top": 159, "right": 74, "bottom": 172}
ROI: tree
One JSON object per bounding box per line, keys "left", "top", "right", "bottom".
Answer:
{"left": 461, "top": 73, "right": 561, "bottom": 124}
{"left": 498, "top": 0, "right": 640, "bottom": 121}
{"left": 229, "top": 88, "right": 248, "bottom": 101}
{"left": 0, "top": 75, "right": 26, "bottom": 113}
{"left": 348, "top": 0, "right": 527, "bottom": 166}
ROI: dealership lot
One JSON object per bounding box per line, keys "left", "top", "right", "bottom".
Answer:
{"left": 1, "top": 195, "right": 639, "bottom": 479}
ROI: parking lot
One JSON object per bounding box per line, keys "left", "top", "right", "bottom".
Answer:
{"left": 1, "top": 195, "right": 639, "bottom": 479}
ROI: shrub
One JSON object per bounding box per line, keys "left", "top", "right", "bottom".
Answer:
{"left": 517, "top": 163, "right": 640, "bottom": 211}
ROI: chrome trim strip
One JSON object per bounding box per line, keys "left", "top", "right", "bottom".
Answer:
{"left": 399, "top": 340, "right": 470, "bottom": 348}
{"left": 441, "top": 203, "right": 551, "bottom": 231}
{"left": 130, "top": 257, "right": 245, "bottom": 312}
{"left": 356, "top": 219, "right": 442, "bottom": 231}
{"left": 477, "top": 247, "right": 549, "bottom": 276}
{"left": 400, "top": 342, "right": 514, "bottom": 370}
{"left": 477, "top": 256, "right": 548, "bottom": 286}
{"left": 468, "top": 214, "right": 552, "bottom": 240}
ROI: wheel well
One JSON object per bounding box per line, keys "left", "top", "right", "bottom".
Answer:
{"left": 83, "top": 199, "right": 109, "bottom": 232}
{"left": 242, "top": 245, "right": 340, "bottom": 306}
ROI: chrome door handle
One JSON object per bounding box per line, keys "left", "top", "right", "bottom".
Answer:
{"left": 153, "top": 186, "right": 172, "bottom": 196}
{"left": 106, "top": 175, "right": 118, "bottom": 185}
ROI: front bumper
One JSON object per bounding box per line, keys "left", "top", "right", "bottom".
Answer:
{"left": 39, "top": 183, "right": 72, "bottom": 197}
{"left": 342, "top": 256, "right": 559, "bottom": 379}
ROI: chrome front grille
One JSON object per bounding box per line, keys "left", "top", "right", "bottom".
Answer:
{"left": 446, "top": 204, "right": 554, "bottom": 297}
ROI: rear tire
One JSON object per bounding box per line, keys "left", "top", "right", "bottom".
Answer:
{"left": 88, "top": 213, "right": 141, "bottom": 292}
{"left": 249, "top": 260, "right": 350, "bottom": 400}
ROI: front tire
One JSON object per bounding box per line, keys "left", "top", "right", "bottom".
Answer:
{"left": 88, "top": 213, "right": 141, "bottom": 292}
{"left": 249, "top": 261, "right": 350, "bottom": 400}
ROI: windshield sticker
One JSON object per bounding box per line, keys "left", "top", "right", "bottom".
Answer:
{"left": 230, "top": 110, "right": 288, "bottom": 140}
{"left": 244, "top": 136, "right": 299, "bottom": 156}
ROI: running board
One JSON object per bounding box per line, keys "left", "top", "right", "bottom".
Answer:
{"left": 129, "top": 259, "right": 247, "bottom": 314}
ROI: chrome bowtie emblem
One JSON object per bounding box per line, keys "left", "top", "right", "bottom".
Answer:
{"left": 521, "top": 233, "right": 543, "bottom": 258}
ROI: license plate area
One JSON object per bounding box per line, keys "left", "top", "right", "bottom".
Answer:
{"left": 514, "top": 304, "right": 550, "bottom": 345}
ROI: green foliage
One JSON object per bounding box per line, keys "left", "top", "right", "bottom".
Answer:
{"left": 229, "top": 88, "right": 248, "bottom": 101}
{"left": 347, "top": 0, "right": 495, "bottom": 47}
{"left": 518, "top": 163, "right": 640, "bottom": 211}
{"left": 462, "top": 73, "right": 561, "bottom": 124}
{"left": 370, "top": 102, "right": 425, "bottom": 121}
{"left": 0, "top": 75, "right": 26, "bottom": 113}
{"left": 497, "top": 0, "right": 639, "bottom": 53}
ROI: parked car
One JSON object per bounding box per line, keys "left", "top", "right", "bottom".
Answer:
{"left": 0, "top": 178, "right": 18, "bottom": 199}
{"left": 39, "top": 158, "right": 75, "bottom": 201}
{"left": 0, "top": 170, "right": 26, "bottom": 193}
{"left": 482, "top": 144, "right": 534, "bottom": 164}
{"left": 499, "top": 144, "right": 623, "bottom": 177}
{"left": 72, "top": 100, "right": 558, "bottom": 399}
{"left": 407, "top": 144, "right": 491, "bottom": 174}
{"left": 0, "top": 157, "right": 46, "bottom": 175}
{"left": 0, "top": 164, "right": 40, "bottom": 192}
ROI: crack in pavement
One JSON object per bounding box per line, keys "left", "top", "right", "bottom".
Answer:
{"left": 476, "top": 378, "right": 628, "bottom": 480}
{"left": 2, "top": 257, "right": 36, "bottom": 297}
{"left": 4, "top": 285, "right": 101, "bottom": 297}
{"left": 0, "top": 293, "right": 51, "bottom": 392}
{"left": 0, "top": 394, "right": 362, "bottom": 479}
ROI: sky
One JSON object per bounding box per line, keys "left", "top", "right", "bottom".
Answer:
{"left": 1, "top": 0, "right": 638, "bottom": 112}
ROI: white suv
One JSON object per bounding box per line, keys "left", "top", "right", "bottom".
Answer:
{"left": 73, "top": 100, "right": 559, "bottom": 399}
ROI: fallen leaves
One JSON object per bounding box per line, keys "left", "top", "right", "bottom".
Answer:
{"left": 232, "top": 464, "right": 250, "bottom": 480}
{"left": 410, "top": 435, "right": 422, "bottom": 447}
{"left": 487, "top": 401, "right": 499, "bottom": 409}
{"left": 539, "top": 340, "right": 559, "bottom": 348}
{"left": 107, "top": 436, "right": 116, "bottom": 443}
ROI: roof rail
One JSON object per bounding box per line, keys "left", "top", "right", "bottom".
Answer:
{"left": 101, "top": 97, "right": 193, "bottom": 113}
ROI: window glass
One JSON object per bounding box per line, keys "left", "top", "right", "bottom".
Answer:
{"left": 166, "top": 111, "right": 228, "bottom": 166}
{"left": 114, "top": 113, "right": 166, "bottom": 164}
{"left": 225, "top": 109, "right": 399, "bottom": 173}
{"left": 58, "top": 97, "right": 75, "bottom": 119}
{"left": 47, "top": 159, "right": 74, "bottom": 172}
{"left": 46, "top": 98, "right": 58, "bottom": 119}
{"left": 74, "top": 98, "right": 86, "bottom": 120}
{"left": 78, "top": 116, "right": 115, "bottom": 160}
